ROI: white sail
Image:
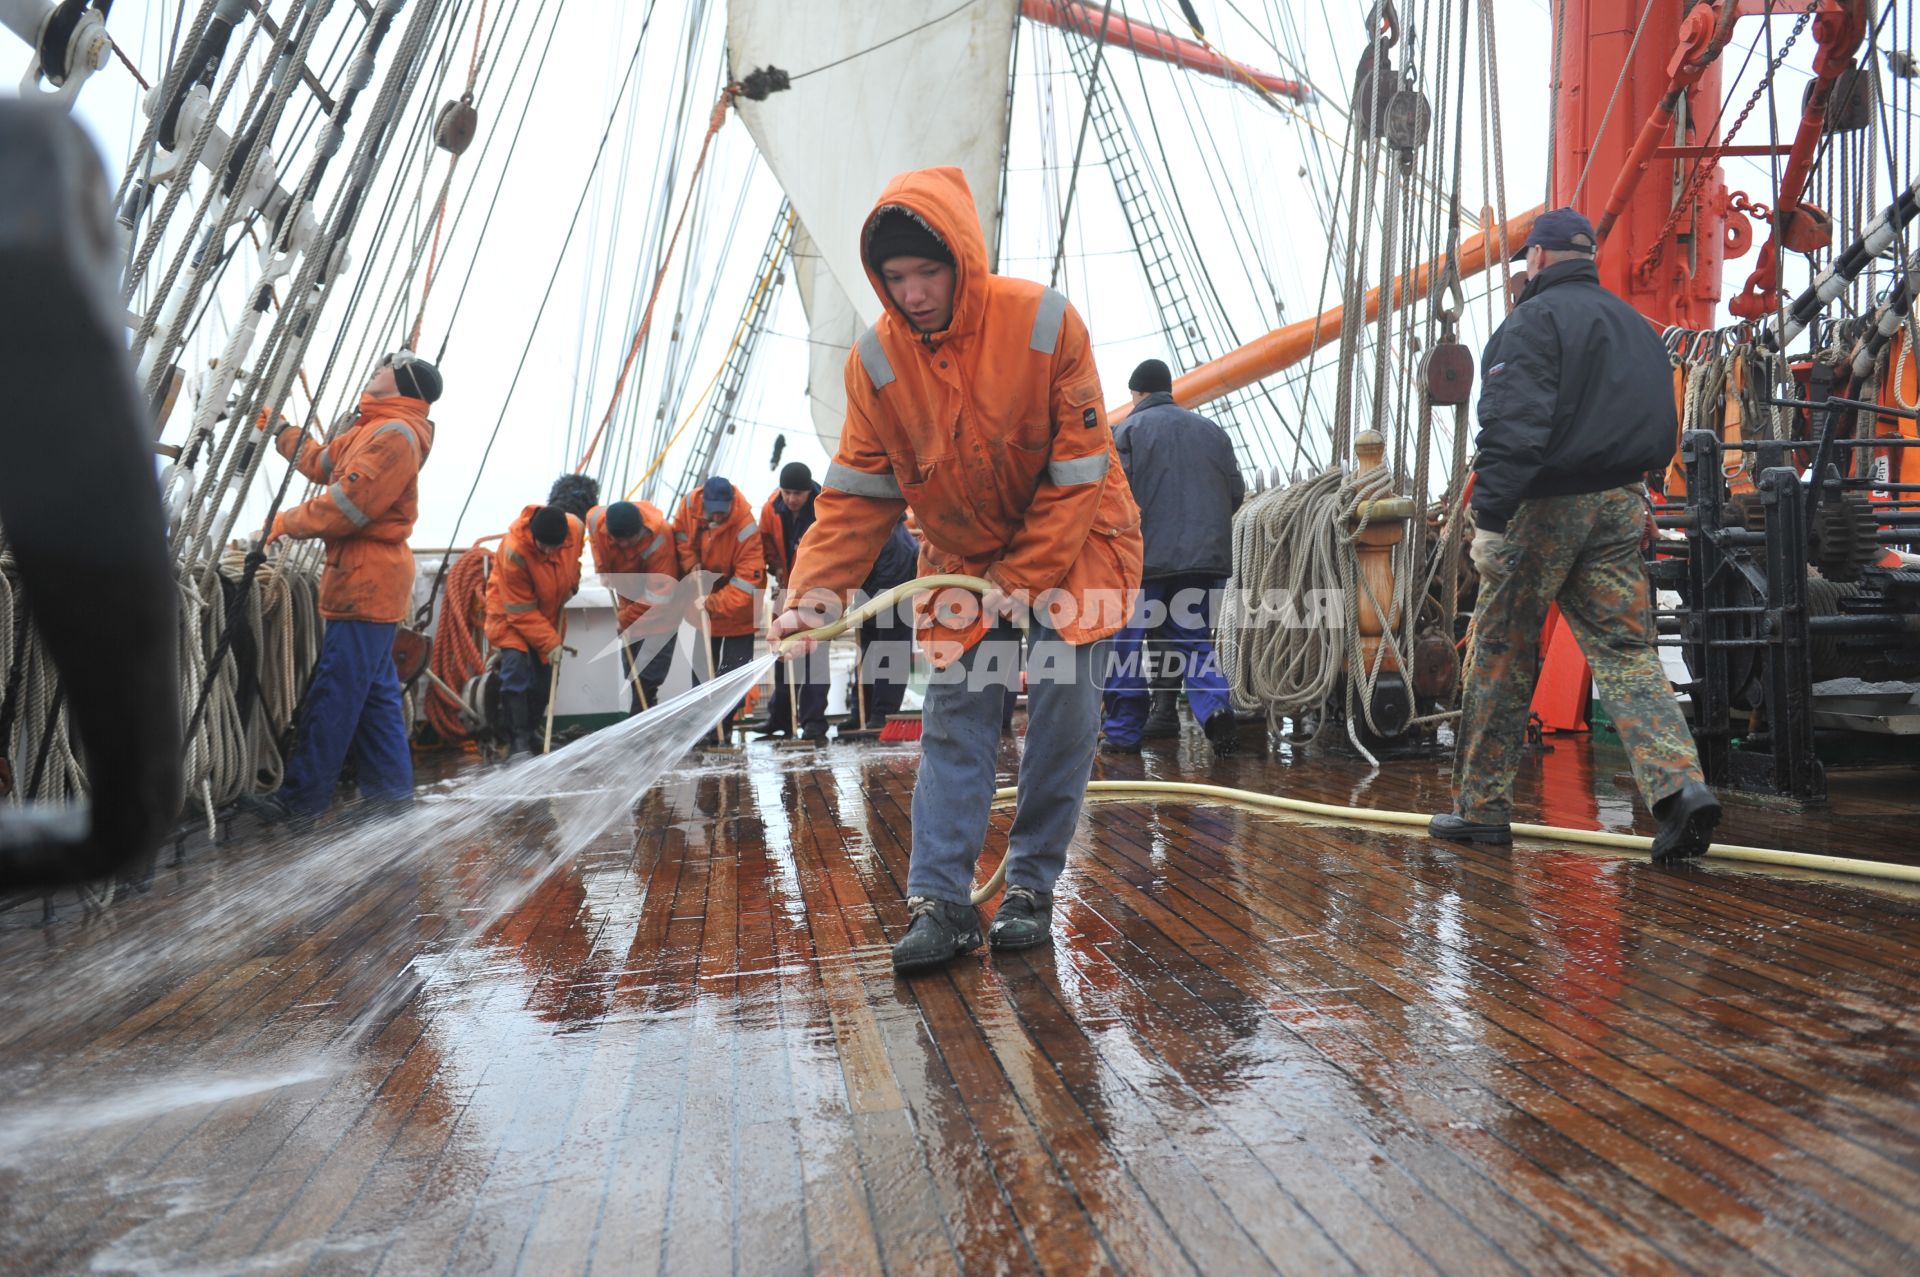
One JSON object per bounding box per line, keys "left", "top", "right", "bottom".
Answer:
{"left": 728, "top": 0, "right": 1018, "bottom": 333}
{"left": 790, "top": 221, "right": 858, "bottom": 454}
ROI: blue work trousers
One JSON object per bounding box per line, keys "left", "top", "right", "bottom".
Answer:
{"left": 909, "top": 618, "right": 1099, "bottom": 904}
{"left": 279, "top": 619, "right": 413, "bottom": 818}
{"left": 1100, "top": 574, "right": 1231, "bottom": 746}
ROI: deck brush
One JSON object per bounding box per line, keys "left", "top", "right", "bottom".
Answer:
{"left": 877, "top": 711, "right": 923, "bottom": 742}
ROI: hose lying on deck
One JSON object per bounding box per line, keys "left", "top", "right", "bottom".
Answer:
{"left": 778, "top": 576, "right": 1920, "bottom": 899}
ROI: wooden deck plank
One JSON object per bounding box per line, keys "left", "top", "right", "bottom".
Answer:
{"left": 3, "top": 733, "right": 1919, "bottom": 1274}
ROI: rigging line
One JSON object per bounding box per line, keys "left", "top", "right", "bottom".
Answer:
{"left": 622, "top": 211, "right": 796, "bottom": 502}
{"left": 614, "top": 0, "right": 716, "bottom": 478}
{"left": 574, "top": 85, "right": 738, "bottom": 474}
{"left": 786, "top": 0, "right": 985, "bottom": 83}
{"left": 1568, "top": 0, "right": 1656, "bottom": 207}
{"left": 1124, "top": 56, "right": 1294, "bottom": 469}
{"left": 573, "top": 0, "right": 647, "bottom": 451}
{"left": 434, "top": 0, "right": 584, "bottom": 363}
{"left": 307, "top": 0, "right": 473, "bottom": 423}
{"left": 422, "top": 2, "right": 661, "bottom": 609}
{"left": 406, "top": 0, "right": 494, "bottom": 348}
{"left": 1048, "top": 0, "right": 1118, "bottom": 290}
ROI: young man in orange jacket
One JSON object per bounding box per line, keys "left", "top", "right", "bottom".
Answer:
{"left": 255, "top": 351, "right": 439, "bottom": 826}
{"left": 485, "top": 503, "right": 584, "bottom": 755}
{"left": 770, "top": 168, "right": 1142, "bottom": 973}
{"left": 760, "top": 462, "right": 828, "bottom": 739}
{"left": 586, "top": 499, "right": 678, "bottom": 710}
{"left": 675, "top": 475, "right": 766, "bottom": 738}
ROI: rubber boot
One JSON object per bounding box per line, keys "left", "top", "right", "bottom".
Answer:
{"left": 504, "top": 691, "right": 535, "bottom": 758}
{"left": 988, "top": 886, "right": 1053, "bottom": 950}
{"left": 891, "top": 897, "right": 983, "bottom": 974}
{"left": 1650, "top": 781, "right": 1721, "bottom": 864}
{"left": 1203, "top": 709, "right": 1239, "bottom": 757}
{"left": 1141, "top": 689, "right": 1180, "bottom": 738}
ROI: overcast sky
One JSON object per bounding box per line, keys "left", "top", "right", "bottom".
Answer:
{"left": 4, "top": 0, "right": 1856, "bottom": 552}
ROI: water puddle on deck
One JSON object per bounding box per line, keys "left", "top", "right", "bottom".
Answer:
{"left": 0, "top": 652, "right": 777, "bottom": 1150}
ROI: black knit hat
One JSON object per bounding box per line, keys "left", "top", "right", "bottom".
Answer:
{"left": 385, "top": 351, "right": 443, "bottom": 403}
{"left": 865, "top": 207, "right": 953, "bottom": 271}
{"left": 530, "top": 505, "right": 570, "bottom": 547}
{"left": 604, "top": 501, "right": 642, "bottom": 539}
{"left": 1128, "top": 358, "right": 1173, "bottom": 394}
{"left": 779, "top": 461, "right": 813, "bottom": 490}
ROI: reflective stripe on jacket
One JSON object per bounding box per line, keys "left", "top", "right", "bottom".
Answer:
{"left": 671, "top": 481, "right": 766, "bottom": 638}
{"left": 274, "top": 392, "right": 433, "bottom": 623}
{"left": 483, "top": 504, "right": 584, "bottom": 655}
{"left": 783, "top": 166, "right": 1142, "bottom": 665}
{"left": 586, "top": 501, "right": 677, "bottom": 635}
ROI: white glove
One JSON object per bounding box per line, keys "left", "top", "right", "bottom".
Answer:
{"left": 544, "top": 644, "right": 566, "bottom": 665}
{"left": 1470, "top": 524, "right": 1513, "bottom": 582}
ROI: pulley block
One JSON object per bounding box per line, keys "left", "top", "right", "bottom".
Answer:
{"left": 1384, "top": 88, "right": 1431, "bottom": 153}
{"left": 434, "top": 93, "right": 477, "bottom": 155}
{"left": 1780, "top": 202, "right": 1835, "bottom": 255}
{"left": 1814, "top": 65, "right": 1877, "bottom": 133}
{"left": 1422, "top": 341, "right": 1474, "bottom": 405}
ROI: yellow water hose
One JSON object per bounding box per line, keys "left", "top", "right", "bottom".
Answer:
{"left": 781, "top": 577, "right": 1920, "bottom": 899}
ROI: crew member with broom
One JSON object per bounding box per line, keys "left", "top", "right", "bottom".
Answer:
{"left": 769, "top": 167, "right": 1142, "bottom": 973}
{"left": 586, "top": 499, "right": 678, "bottom": 711}
{"left": 485, "top": 503, "right": 583, "bottom": 756}
{"left": 674, "top": 475, "right": 766, "bottom": 741}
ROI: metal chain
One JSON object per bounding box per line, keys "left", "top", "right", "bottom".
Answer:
{"left": 1641, "top": 1, "right": 1817, "bottom": 276}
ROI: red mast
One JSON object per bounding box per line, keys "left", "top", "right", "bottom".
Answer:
{"left": 1566, "top": 1, "right": 1869, "bottom": 329}
{"left": 1564, "top": 2, "right": 1732, "bottom": 328}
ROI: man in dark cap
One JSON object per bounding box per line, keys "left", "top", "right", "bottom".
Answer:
{"left": 1431, "top": 207, "right": 1721, "bottom": 864}
{"left": 1101, "top": 357, "right": 1245, "bottom": 755}
{"left": 674, "top": 474, "right": 766, "bottom": 738}
{"left": 760, "top": 461, "right": 828, "bottom": 739}
{"left": 255, "top": 349, "right": 438, "bottom": 823}
{"left": 484, "top": 502, "right": 584, "bottom": 756}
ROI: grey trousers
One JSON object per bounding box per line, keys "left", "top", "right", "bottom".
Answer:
{"left": 907, "top": 619, "right": 1100, "bottom": 904}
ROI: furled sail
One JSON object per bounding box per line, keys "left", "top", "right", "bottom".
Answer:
{"left": 728, "top": 0, "right": 1019, "bottom": 450}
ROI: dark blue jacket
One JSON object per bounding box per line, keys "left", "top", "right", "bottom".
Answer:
{"left": 1112, "top": 392, "right": 1245, "bottom": 579}
{"left": 861, "top": 518, "right": 918, "bottom": 595}
{"left": 1472, "top": 258, "right": 1677, "bottom": 533}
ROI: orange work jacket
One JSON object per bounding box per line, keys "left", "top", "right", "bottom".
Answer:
{"left": 273, "top": 393, "right": 434, "bottom": 623}
{"left": 586, "top": 501, "right": 678, "bottom": 635}
{"left": 484, "top": 504, "right": 584, "bottom": 656}
{"left": 672, "top": 481, "right": 766, "bottom": 638}
{"left": 783, "top": 167, "right": 1142, "bottom": 665}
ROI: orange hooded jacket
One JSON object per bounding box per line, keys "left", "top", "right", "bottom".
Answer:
{"left": 272, "top": 394, "right": 434, "bottom": 623}
{"left": 783, "top": 167, "right": 1142, "bottom": 665}
{"left": 586, "top": 501, "right": 678, "bottom": 635}
{"left": 672, "top": 481, "right": 765, "bottom": 638}
{"left": 484, "top": 504, "right": 584, "bottom": 656}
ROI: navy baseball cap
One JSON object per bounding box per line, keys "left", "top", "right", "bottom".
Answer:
{"left": 701, "top": 475, "right": 733, "bottom": 514}
{"left": 1513, "top": 207, "right": 1597, "bottom": 260}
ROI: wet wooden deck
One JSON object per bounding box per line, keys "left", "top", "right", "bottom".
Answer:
{"left": 3, "top": 726, "right": 1920, "bottom": 1274}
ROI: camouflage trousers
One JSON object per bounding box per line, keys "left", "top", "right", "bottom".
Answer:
{"left": 1453, "top": 485, "right": 1702, "bottom": 822}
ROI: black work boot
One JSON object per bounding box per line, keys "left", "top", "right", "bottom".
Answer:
{"left": 1429, "top": 812, "right": 1513, "bottom": 845}
{"left": 504, "top": 691, "right": 535, "bottom": 758}
{"left": 891, "top": 897, "right": 983, "bottom": 974}
{"left": 1141, "top": 690, "right": 1180, "bottom": 738}
{"left": 988, "top": 885, "right": 1053, "bottom": 951}
{"left": 1650, "top": 781, "right": 1721, "bottom": 864}
{"left": 1203, "top": 709, "right": 1239, "bottom": 757}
